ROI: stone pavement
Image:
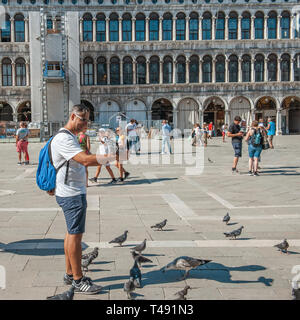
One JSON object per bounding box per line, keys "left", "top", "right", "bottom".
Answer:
{"left": 0, "top": 135, "right": 300, "bottom": 300}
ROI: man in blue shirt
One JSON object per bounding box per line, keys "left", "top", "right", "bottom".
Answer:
{"left": 266, "top": 117, "right": 276, "bottom": 149}
{"left": 161, "top": 120, "right": 172, "bottom": 154}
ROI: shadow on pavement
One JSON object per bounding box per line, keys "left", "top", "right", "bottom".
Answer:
{"left": 96, "top": 178, "right": 178, "bottom": 187}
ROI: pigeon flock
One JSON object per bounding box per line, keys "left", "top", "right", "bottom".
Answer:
{"left": 46, "top": 214, "right": 297, "bottom": 300}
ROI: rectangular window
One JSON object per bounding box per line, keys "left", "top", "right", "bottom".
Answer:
{"left": 281, "top": 17, "right": 290, "bottom": 39}
{"left": 123, "top": 63, "right": 133, "bottom": 84}
{"left": 96, "top": 20, "right": 106, "bottom": 42}
{"left": 1, "top": 21, "right": 11, "bottom": 42}
{"left": 242, "top": 62, "right": 251, "bottom": 82}
{"left": 15, "top": 21, "right": 25, "bottom": 42}
{"left": 149, "top": 20, "right": 159, "bottom": 41}
{"left": 163, "top": 19, "right": 172, "bottom": 40}
{"left": 97, "top": 64, "right": 107, "bottom": 85}
{"left": 2, "top": 65, "right": 12, "bottom": 86}
{"left": 16, "top": 64, "right": 26, "bottom": 86}
{"left": 109, "top": 20, "right": 119, "bottom": 41}
{"left": 216, "top": 19, "right": 224, "bottom": 40}
{"left": 228, "top": 18, "right": 237, "bottom": 40}
{"left": 241, "top": 18, "right": 250, "bottom": 39}
{"left": 176, "top": 19, "right": 185, "bottom": 40}
{"left": 83, "top": 20, "right": 93, "bottom": 41}
{"left": 189, "top": 19, "right": 198, "bottom": 40}
{"left": 255, "top": 18, "right": 264, "bottom": 39}
{"left": 84, "top": 64, "right": 93, "bottom": 85}
{"left": 149, "top": 62, "right": 159, "bottom": 83}
{"left": 268, "top": 18, "right": 276, "bottom": 39}
{"left": 136, "top": 20, "right": 145, "bottom": 41}
{"left": 122, "top": 20, "right": 132, "bottom": 41}
{"left": 202, "top": 19, "right": 211, "bottom": 40}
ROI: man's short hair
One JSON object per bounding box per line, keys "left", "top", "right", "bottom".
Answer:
{"left": 71, "top": 104, "right": 90, "bottom": 115}
{"left": 234, "top": 116, "right": 242, "bottom": 122}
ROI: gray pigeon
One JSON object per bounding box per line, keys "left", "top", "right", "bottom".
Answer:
{"left": 223, "top": 213, "right": 230, "bottom": 225}
{"left": 151, "top": 219, "right": 167, "bottom": 231}
{"left": 82, "top": 255, "right": 94, "bottom": 272}
{"left": 274, "top": 239, "right": 289, "bottom": 253}
{"left": 174, "top": 285, "right": 191, "bottom": 300}
{"left": 224, "top": 226, "right": 244, "bottom": 239}
{"left": 132, "top": 239, "right": 147, "bottom": 253}
{"left": 208, "top": 158, "right": 213, "bottom": 163}
{"left": 161, "top": 256, "right": 212, "bottom": 280}
{"left": 131, "top": 251, "right": 153, "bottom": 267}
{"left": 109, "top": 230, "right": 128, "bottom": 246}
{"left": 82, "top": 247, "right": 99, "bottom": 261}
{"left": 124, "top": 279, "right": 135, "bottom": 299}
{"left": 46, "top": 286, "right": 75, "bottom": 300}
{"left": 130, "top": 260, "right": 142, "bottom": 288}
{"left": 292, "top": 288, "right": 300, "bottom": 300}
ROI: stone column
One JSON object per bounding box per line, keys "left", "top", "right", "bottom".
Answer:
{"left": 79, "top": 18, "right": 83, "bottom": 42}
{"left": 199, "top": 59, "right": 202, "bottom": 82}
{"left": 94, "top": 61, "right": 97, "bottom": 85}
{"left": 277, "top": 58, "right": 281, "bottom": 82}
{"left": 238, "top": 57, "right": 242, "bottom": 82}
{"left": 264, "top": 58, "right": 268, "bottom": 82}
{"left": 173, "top": 59, "right": 176, "bottom": 83}
{"left": 290, "top": 58, "right": 294, "bottom": 82}
{"left": 118, "top": 17, "right": 122, "bottom": 42}
{"left": 25, "top": 61, "right": 30, "bottom": 86}
{"left": 93, "top": 17, "right": 97, "bottom": 42}
{"left": 238, "top": 15, "right": 242, "bottom": 40}
{"left": 225, "top": 109, "right": 230, "bottom": 125}
{"left": 277, "top": 15, "right": 281, "bottom": 39}
{"left": 212, "top": 16, "right": 216, "bottom": 40}
{"left": 251, "top": 16, "right": 255, "bottom": 40}
{"left": 264, "top": 16, "right": 268, "bottom": 39}
{"left": 186, "top": 58, "right": 189, "bottom": 83}
{"left": 172, "top": 17, "right": 176, "bottom": 41}
{"left": 24, "top": 18, "right": 29, "bottom": 42}
{"left": 173, "top": 109, "right": 178, "bottom": 129}
{"left": 291, "top": 14, "right": 295, "bottom": 39}
{"left": 185, "top": 17, "right": 189, "bottom": 40}
{"left": 0, "top": 63, "right": 2, "bottom": 86}
{"left": 146, "top": 17, "right": 149, "bottom": 42}
{"left": 159, "top": 17, "right": 163, "bottom": 41}
{"left": 132, "top": 18, "right": 136, "bottom": 42}
{"left": 199, "top": 17, "right": 202, "bottom": 41}
{"left": 276, "top": 109, "right": 282, "bottom": 135}
{"left": 12, "top": 62, "right": 16, "bottom": 86}
{"left": 159, "top": 60, "right": 163, "bottom": 84}
{"left": 105, "top": 18, "right": 109, "bottom": 42}
{"left": 225, "top": 16, "right": 229, "bottom": 40}
{"left": 212, "top": 58, "right": 216, "bottom": 83}
{"left": 146, "top": 59, "right": 150, "bottom": 84}
{"left": 199, "top": 109, "right": 203, "bottom": 127}
{"left": 107, "top": 60, "right": 110, "bottom": 84}
{"left": 251, "top": 58, "right": 255, "bottom": 82}
{"left": 80, "top": 59, "right": 83, "bottom": 85}
{"left": 225, "top": 58, "right": 229, "bottom": 82}
{"left": 120, "top": 59, "right": 123, "bottom": 85}
{"left": 10, "top": 18, "right": 15, "bottom": 42}
{"left": 133, "top": 60, "right": 136, "bottom": 84}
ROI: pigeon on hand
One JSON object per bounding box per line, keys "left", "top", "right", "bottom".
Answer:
{"left": 132, "top": 239, "right": 147, "bottom": 253}
{"left": 109, "top": 230, "right": 128, "bottom": 246}
{"left": 224, "top": 226, "right": 244, "bottom": 239}
{"left": 82, "top": 255, "right": 94, "bottom": 272}
{"left": 124, "top": 279, "right": 135, "bottom": 300}
{"left": 131, "top": 251, "right": 153, "bottom": 267}
{"left": 82, "top": 247, "right": 99, "bottom": 261}
{"left": 174, "top": 285, "right": 191, "bottom": 300}
{"left": 46, "top": 286, "right": 75, "bottom": 300}
{"left": 130, "top": 260, "right": 142, "bottom": 288}
{"left": 151, "top": 219, "right": 167, "bottom": 231}
{"left": 208, "top": 158, "right": 213, "bottom": 163}
{"left": 274, "top": 239, "right": 289, "bottom": 253}
{"left": 223, "top": 213, "right": 230, "bottom": 225}
{"left": 161, "top": 256, "right": 212, "bottom": 280}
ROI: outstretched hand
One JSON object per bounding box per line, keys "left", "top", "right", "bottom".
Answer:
{"left": 47, "top": 189, "right": 55, "bottom": 196}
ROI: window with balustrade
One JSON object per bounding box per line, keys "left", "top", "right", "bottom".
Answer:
{"left": 255, "top": 12, "right": 264, "bottom": 39}
{"left": 189, "top": 55, "right": 199, "bottom": 83}
{"left": 109, "top": 14, "right": 119, "bottom": 41}
{"left": 202, "top": 12, "right": 212, "bottom": 40}
{"left": 202, "top": 55, "right": 212, "bottom": 82}
{"left": 15, "top": 14, "right": 25, "bottom": 42}
{"left": 242, "top": 55, "right": 251, "bottom": 82}
{"left": 136, "top": 56, "right": 146, "bottom": 84}
{"left": 15, "top": 58, "right": 26, "bottom": 86}
{"left": 281, "top": 54, "right": 290, "bottom": 81}
{"left": 136, "top": 14, "right": 145, "bottom": 41}
{"left": 163, "top": 13, "right": 172, "bottom": 40}
{"left": 149, "top": 56, "right": 159, "bottom": 83}
{"left": 2, "top": 58, "right": 12, "bottom": 86}
{"left": 241, "top": 12, "right": 251, "bottom": 39}
{"left": 189, "top": 12, "right": 198, "bottom": 40}
{"left": 163, "top": 56, "right": 173, "bottom": 83}
{"left": 267, "top": 54, "right": 277, "bottom": 81}
{"left": 83, "top": 57, "right": 94, "bottom": 85}
{"left": 281, "top": 12, "right": 290, "bottom": 39}
{"left": 216, "top": 55, "right": 225, "bottom": 82}
{"left": 110, "top": 57, "right": 120, "bottom": 85}
{"left": 228, "top": 12, "right": 238, "bottom": 40}
{"left": 97, "top": 57, "right": 107, "bottom": 85}
{"left": 149, "top": 14, "right": 159, "bottom": 41}
{"left": 83, "top": 13, "right": 93, "bottom": 41}
{"left": 96, "top": 14, "right": 106, "bottom": 42}
{"left": 122, "top": 14, "right": 132, "bottom": 41}
{"left": 176, "top": 13, "right": 186, "bottom": 40}
{"left": 255, "top": 54, "right": 264, "bottom": 82}
{"left": 229, "top": 55, "right": 238, "bottom": 82}
{"left": 216, "top": 12, "right": 225, "bottom": 40}
{"left": 123, "top": 56, "right": 133, "bottom": 84}
{"left": 267, "top": 11, "right": 277, "bottom": 39}
{"left": 176, "top": 56, "right": 186, "bottom": 83}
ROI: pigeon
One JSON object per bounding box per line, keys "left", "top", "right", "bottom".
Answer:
{"left": 46, "top": 286, "right": 75, "bottom": 300}
{"left": 174, "top": 285, "right": 191, "bottom": 300}
{"left": 224, "top": 226, "right": 244, "bottom": 239}
{"left": 151, "top": 219, "right": 167, "bottom": 231}
{"left": 109, "top": 230, "right": 128, "bottom": 246}
{"left": 131, "top": 250, "right": 153, "bottom": 267}
{"left": 130, "top": 260, "right": 142, "bottom": 288}
{"left": 223, "top": 213, "right": 230, "bottom": 225}
{"left": 124, "top": 279, "right": 135, "bottom": 299}
{"left": 131, "top": 239, "right": 147, "bottom": 253}
{"left": 82, "top": 247, "right": 99, "bottom": 261}
{"left": 81, "top": 255, "right": 94, "bottom": 272}
{"left": 161, "top": 256, "right": 212, "bottom": 280}
{"left": 208, "top": 157, "right": 213, "bottom": 163}
{"left": 274, "top": 239, "right": 289, "bottom": 253}
{"left": 292, "top": 288, "right": 300, "bottom": 300}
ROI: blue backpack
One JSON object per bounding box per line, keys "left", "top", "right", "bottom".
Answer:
{"left": 251, "top": 128, "right": 262, "bottom": 147}
{"left": 36, "top": 129, "right": 73, "bottom": 191}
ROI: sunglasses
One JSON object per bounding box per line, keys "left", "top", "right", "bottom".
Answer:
{"left": 74, "top": 112, "right": 89, "bottom": 123}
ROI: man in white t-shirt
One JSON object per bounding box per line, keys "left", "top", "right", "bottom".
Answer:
{"left": 50, "top": 104, "right": 114, "bottom": 295}
{"left": 126, "top": 119, "right": 138, "bottom": 154}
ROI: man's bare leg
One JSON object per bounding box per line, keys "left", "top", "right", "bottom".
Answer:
{"left": 67, "top": 233, "right": 83, "bottom": 280}
{"left": 64, "top": 233, "right": 73, "bottom": 276}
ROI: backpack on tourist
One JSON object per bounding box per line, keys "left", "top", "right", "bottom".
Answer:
{"left": 36, "top": 129, "right": 73, "bottom": 192}
{"left": 251, "top": 128, "right": 262, "bottom": 147}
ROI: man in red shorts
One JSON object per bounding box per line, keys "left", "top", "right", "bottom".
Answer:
{"left": 16, "top": 121, "right": 30, "bottom": 165}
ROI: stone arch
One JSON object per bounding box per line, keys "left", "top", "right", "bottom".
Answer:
{"left": 229, "top": 96, "right": 252, "bottom": 126}
{"left": 151, "top": 98, "right": 173, "bottom": 128}
{"left": 177, "top": 98, "right": 199, "bottom": 132}
{"left": 0, "top": 102, "right": 14, "bottom": 122}
{"left": 125, "top": 99, "right": 147, "bottom": 126}
{"left": 81, "top": 99, "right": 95, "bottom": 122}
{"left": 97, "top": 100, "right": 120, "bottom": 129}
{"left": 17, "top": 101, "right": 31, "bottom": 122}
{"left": 281, "top": 96, "right": 300, "bottom": 134}
{"left": 254, "top": 96, "right": 277, "bottom": 122}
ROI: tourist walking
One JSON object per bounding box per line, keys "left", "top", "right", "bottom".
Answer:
{"left": 266, "top": 117, "right": 276, "bottom": 149}
{"left": 208, "top": 122, "right": 213, "bottom": 139}
{"left": 202, "top": 122, "right": 208, "bottom": 147}
{"left": 16, "top": 121, "right": 30, "bottom": 165}
{"left": 227, "top": 116, "right": 244, "bottom": 173}
{"left": 161, "top": 119, "right": 172, "bottom": 154}
{"left": 77, "top": 129, "right": 91, "bottom": 187}
{"left": 50, "top": 104, "right": 114, "bottom": 294}
{"left": 222, "top": 124, "right": 228, "bottom": 142}
{"left": 126, "top": 119, "right": 139, "bottom": 154}
{"left": 115, "top": 127, "right": 130, "bottom": 182}
{"left": 245, "top": 120, "right": 264, "bottom": 176}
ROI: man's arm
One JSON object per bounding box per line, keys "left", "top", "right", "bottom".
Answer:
{"left": 72, "top": 152, "right": 116, "bottom": 167}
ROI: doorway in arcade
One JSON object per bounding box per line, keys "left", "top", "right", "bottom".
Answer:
{"left": 151, "top": 98, "right": 173, "bottom": 129}
{"left": 203, "top": 98, "right": 225, "bottom": 136}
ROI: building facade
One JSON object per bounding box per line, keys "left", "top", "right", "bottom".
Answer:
{"left": 0, "top": 0, "right": 300, "bottom": 137}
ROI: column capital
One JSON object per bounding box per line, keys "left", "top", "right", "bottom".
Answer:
{"left": 238, "top": 57, "right": 243, "bottom": 63}
{"left": 251, "top": 16, "right": 255, "bottom": 21}
{"left": 225, "top": 15, "right": 229, "bottom": 20}
{"left": 265, "top": 58, "right": 269, "bottom": 62}
{"left": 212, "top": 16, "right": 216, "bottom": 21}
{"left": 24, "top": 17, "right": 29, "bottom": 22}
{"left": 212, "top": 58, "right": 217, "bottom": 63}
{"left": 118, "top": 17, "right": 123, "bottom": 22}
{"left": 185, "top": 17, "right": 190, "bottom": 21}
{"left": 92, "top": 17, "right": 97, "bottom": 21}
{"left": 264, "top": 16, "right": 269, "bottom": 20}
{"left": 251, "top": 58, "right": 255, "bottom": 63}
{"left": 132, "top": 17, "right": 136, "bottom": 22}
{"left": 10, "top": 17, "right": 14, "bottom": 22}
{"left": 159, "top": 17, "right": 163, "bottom": 21}
{"left": 186, "top": 58, "right": 190, "bottom": 63}
{"left": 105, "top": 17, "right": 110, "bottom": 22}
{"left": 146, "top": 59, "right": 150, "bottom": 64}
{"left": 11, "top": 61, "right": 16, "bottom": 65}
{"left": 146, "top": 17, "right": 150, "bottom": 21}
{"left": 238, "top": 15, "right": 242, "bottom": 20}
{"left": 79, "top": 17, "right": 83, "bottom": 22}
{"left": 199, "top": 17, "right": 203, "bottom": 21}
{"left": 172, "top": 17, "right": 177, "bottom": 21}
{"left": 277, "top": 15, "right": 282, "bottom": 19}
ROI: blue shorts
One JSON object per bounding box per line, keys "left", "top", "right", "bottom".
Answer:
{"left": 232, "top": 141, "right": 242, "bottom": 157}
{"left": 56, "top": 194, "right": 87, "bottom": 234}
{"left": 248, "top": 144, "right": 263, "bottom": 158}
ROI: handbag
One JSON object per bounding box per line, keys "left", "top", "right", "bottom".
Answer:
{"left": 262, "top": 134, "right": 270, "bottom": 150}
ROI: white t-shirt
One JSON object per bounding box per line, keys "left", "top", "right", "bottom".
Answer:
{"left": 98, "top": 136, "right": 109, "bottom": 155}
{"left": 195, "top": 127, "right": 201, "bottom": 136}
{"left": 126, "top": 123, "right": 137, "bottom": 137}
{"left": 51, "top": 129, "right": 86, "bottom": 197}
{"left": 16, "top": 128, "right": 29, "bottom": 140}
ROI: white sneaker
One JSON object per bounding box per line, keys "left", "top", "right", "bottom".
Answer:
{"left": 160, "top": 152, "right": 165, "bottom": 155}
